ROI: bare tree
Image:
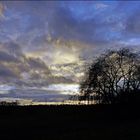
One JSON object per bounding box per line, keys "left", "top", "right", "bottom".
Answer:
{"left": 80, "top": 48, "right": 140, "bottom": 104}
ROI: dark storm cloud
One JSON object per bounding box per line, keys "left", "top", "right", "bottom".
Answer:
{"left": 0, "top": 64, "right": 17, "bottom": 78}
{"left": 2, "top": 42, "right": 23, "bottom": 56}
{"left": 27, "top": 57, "right": 48, "bottom": 70}
{"left": 0, "top": 51, "right": 19, "bottom": 62}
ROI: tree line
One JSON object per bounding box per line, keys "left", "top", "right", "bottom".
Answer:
{"left": 78, "top": 48, "right": 140, "bottom": 104}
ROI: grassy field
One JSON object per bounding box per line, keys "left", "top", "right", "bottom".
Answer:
{"left": 0, "top": 105, "right": 140, "bottom": 140}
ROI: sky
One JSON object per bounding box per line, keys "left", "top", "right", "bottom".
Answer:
{"left": 0, "top": 1, "right": 140, "bottom": 80}
{"left": 0, "top": 1, "right": 140, "bottom": 64}
{"left": 1, "top": 1, "right": 140, "bottom": 103}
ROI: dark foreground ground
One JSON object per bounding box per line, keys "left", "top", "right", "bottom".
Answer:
{"left": 0, "top": 105, "right": 140, "bottom": 140}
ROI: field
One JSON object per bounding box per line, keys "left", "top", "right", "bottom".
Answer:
{"left": 0, "top": 105, "right": 140, "bottom": 140}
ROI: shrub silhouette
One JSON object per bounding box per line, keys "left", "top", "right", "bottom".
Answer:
{"left": 80, "top": 48, "right": 140, "bottom": 104}
{"left": 0, "top": 101, "right": 19, "bottom": 106}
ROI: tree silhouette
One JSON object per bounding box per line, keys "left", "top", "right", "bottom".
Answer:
{"left": 80, "top": 48, "right": 140, "bottom": 104}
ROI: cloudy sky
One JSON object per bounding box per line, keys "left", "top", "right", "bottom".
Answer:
{"left": 0, "top": 1, "right": 140, "bottom": 64}
{"left": 1, "top": 1, "right": 140, "bottom": 103}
